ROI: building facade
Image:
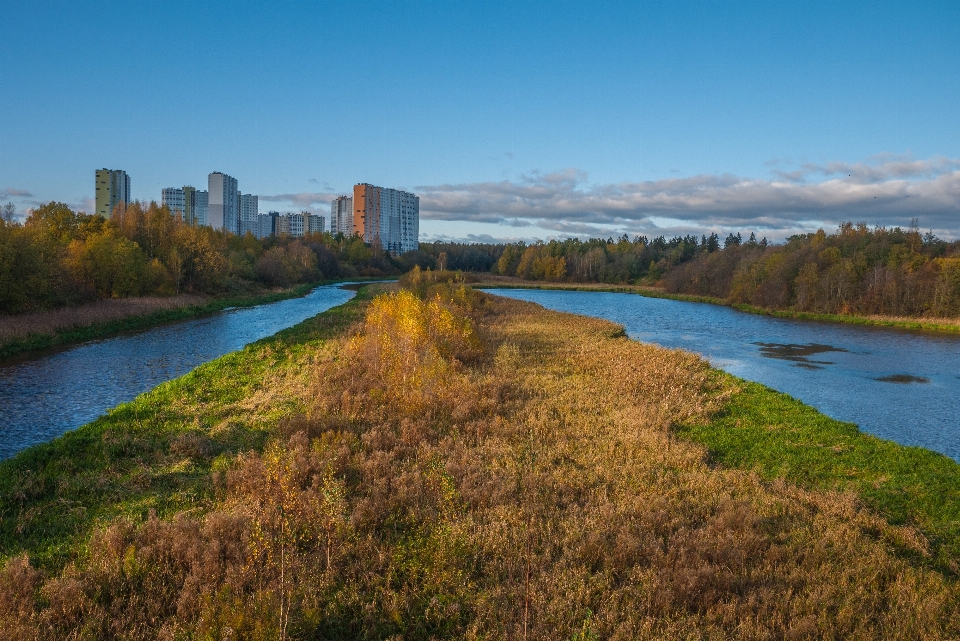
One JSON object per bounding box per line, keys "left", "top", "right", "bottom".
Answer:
{"left": 182, "top": 186, "right": 197, "bottom": 225}
{"left": 269, "top": 212, "right": 324, "bottom": 238}
{"left": 256, "top": 212, "right": 278, "bottom": 238}
{"left": 239, "top": 193, "right": 258, "bottom": 236}
{"left": 161, "top": 188, "right": 185, "bottom": 219}
{"left": 275, "top": 213, "right": 291, "bottom": 236}
{"left": 330, "top": 195, "right": 353, "bottom": 235}
{"left": 289, "top": 213, "right": 305, "bottom": 237}
{"left": 208, "top": 172, "right": 239, "bottom": 233}
{"left": 353, "top": 183, "right": 418, "bottom": 254}
{"left": 96, "top": 168, "right": 131, "bottom": 218}
{"left": 307, "top": 213, "right": 325, "bottom": 234}
{"left": 193, "top": 190, "right": 209, "bottom": 226}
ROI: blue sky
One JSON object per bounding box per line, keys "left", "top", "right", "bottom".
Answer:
{"left": 2, "top": 1, "right": 959, "bottom": 240}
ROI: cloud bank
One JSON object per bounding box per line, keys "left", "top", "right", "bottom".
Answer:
{"left": 414, "top": 155, "right": 960, "bottom": 240}
{"left": 1, "top": 188, "right": 33, "bottom": 199}
{"left": 259, "top": 155, "right": 960, "bottom": 242}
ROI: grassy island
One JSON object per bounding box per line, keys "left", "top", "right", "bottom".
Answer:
{"left": 1, "top": 276, "right": 959, "bottom": 638}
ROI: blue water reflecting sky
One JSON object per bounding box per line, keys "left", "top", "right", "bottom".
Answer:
{"left": 0, "top": 285, "right": 355, "bottom": 460}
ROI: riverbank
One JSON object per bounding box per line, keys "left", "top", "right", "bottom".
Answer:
{"left": 1, "top": 283, "right": 959, "bottom": 636}
{"left": 0, "top": 279, "right": 377, "bottom": 359}
{"left": 473, "top": 275, "right": 960, "bottom": 334}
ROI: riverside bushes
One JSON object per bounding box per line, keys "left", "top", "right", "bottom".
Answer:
{"left": 2, "top": 280, "right": 960, "bottom": 638}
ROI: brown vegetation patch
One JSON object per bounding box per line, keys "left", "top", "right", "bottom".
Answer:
{"left": 0, "top": 295, "right": 209, "bottom": 343}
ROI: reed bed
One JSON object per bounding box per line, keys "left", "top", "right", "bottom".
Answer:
{"left": 0, "top": 295, "right": 209, "bottom": 343}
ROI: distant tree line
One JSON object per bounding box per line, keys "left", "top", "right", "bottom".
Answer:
{"left": 488, "top": 233, "right": 733, "bottom": 282}
{"left": 483, "top": 222, "right": 960, "bottom": 318}
{"left": 663, "top": 222, "right": 960, "bottom": 317}
{"left": 7, "top": 200, "right": 960, "bottom": 319}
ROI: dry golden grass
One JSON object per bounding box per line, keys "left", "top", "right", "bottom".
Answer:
{"left": 0, "top": 294, "right": 209, "bottom": 343}
{"left": 1, "top": 285, "right": 957, "bottom": 639}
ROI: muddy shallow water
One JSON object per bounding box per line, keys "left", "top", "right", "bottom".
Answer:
{"left": 488, "top": 288, "right": 960, "bottom": 461}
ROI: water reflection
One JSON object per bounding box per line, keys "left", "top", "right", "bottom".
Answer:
{"left": 488, "top": 288, "right": 960, "bottom": 461}
{"left": 0, "top": 285, "right": 356, "bottom": 460}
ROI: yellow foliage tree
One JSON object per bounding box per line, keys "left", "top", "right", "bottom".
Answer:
{"left": 349, "top": 290, "right": 479, "bottom": 414}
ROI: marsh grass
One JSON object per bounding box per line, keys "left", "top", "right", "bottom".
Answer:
{"left": 0, "top": 281, "right": 327, "bottom": 359}
{"left": 0, "top": 295, "right": 210, "bottom": 342}
{"left": 1, "top": 280, "right": 959, "bottom": 638}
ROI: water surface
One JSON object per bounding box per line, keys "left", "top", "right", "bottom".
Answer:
{"left": 488, "top": 288, "right": 960, "bottom": 461}
{"left": 0, "top": 285, "right": 356, "bottom": 460}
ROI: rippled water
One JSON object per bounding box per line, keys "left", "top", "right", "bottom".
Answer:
{"left": 488, "top": 288, "right": 960, "bottom": 461}
{"left": 0, "top": 285, "right": 356, "bottom": 460}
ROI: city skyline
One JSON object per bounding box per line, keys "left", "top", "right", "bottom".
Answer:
{"left": 2, "top": 2, "right": 959, "bottom": 242}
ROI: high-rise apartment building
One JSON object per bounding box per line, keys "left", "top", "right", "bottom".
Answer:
{"left": 182, "top": 186, "right": 197, "bottom": 225}
{"left": 330, "top": 195, "right": 353, "bottom": 235}
{"left": 256, "top": 211, "right": 279, "bottom": 238}
{"left": 239, "top": 193, "right": 258, "bottom": 236}
{"left": 208, "top": 172, "right": 238, "bottom": 233}
{"left": 275, "top": 213, "right": 291, "bottom": 236}
{"left": 353, "top": 183, "right": 419, "bottom": 254}
{"left": 307, "top": 213, "right": 325, "bottom": 235}
{"left": 161, "top": 188, "right": 185, "bottom": 219}
{"left": 269, "top": 211, "right": 324, "bottom": 237}
{"left": 289, "top": 213, "right": 305, "bottom": 237}
{"left": 193, "top": 190, "right": 209, "bottom": 226}
{"left": 95, "top": 168, "right": 131, "bottom": 218}
{"left": 163, "top": 186, "right": 212, "bottom": 226}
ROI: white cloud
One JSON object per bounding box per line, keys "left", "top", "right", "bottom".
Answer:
{"left": 414, "top": 155, "right": 960, "bottom": 241}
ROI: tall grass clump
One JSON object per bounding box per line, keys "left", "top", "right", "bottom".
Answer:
{"left": 344, "top": 287, "right": 481, "bottom": 414}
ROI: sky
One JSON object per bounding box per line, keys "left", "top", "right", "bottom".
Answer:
{"left": 2, "top": 0, "right": 960, "bottom": 242}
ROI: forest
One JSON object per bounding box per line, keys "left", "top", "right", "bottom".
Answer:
{"left": 662, "top": 223, "right": 960, "bottom": 317}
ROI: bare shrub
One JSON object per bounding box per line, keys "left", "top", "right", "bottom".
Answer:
{"left": 0, "top": 554, "right": 41, "bottom": 638}
{"left": 169, "top": 431, "right": 213, "bottom": 460}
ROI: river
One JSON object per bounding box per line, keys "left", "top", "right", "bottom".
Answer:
{"left": 0, "top": 284, "right": 356, "bottom": 460}
{"left": 488, "top": 288, "right": 960, "bottom": 461}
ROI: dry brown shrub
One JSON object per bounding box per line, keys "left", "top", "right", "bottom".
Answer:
{"left": 169, "top": 430, "right": 213, "bottom": 460}
{"left": 0, "top": 554, "right": 41, "bottom": 639}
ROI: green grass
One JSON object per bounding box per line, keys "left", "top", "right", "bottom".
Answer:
{"left": 0, "top": 285, "right": 374, "bottom": 571}
{"left": 680, "top": 376, "right": 960, "bottom": 573}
